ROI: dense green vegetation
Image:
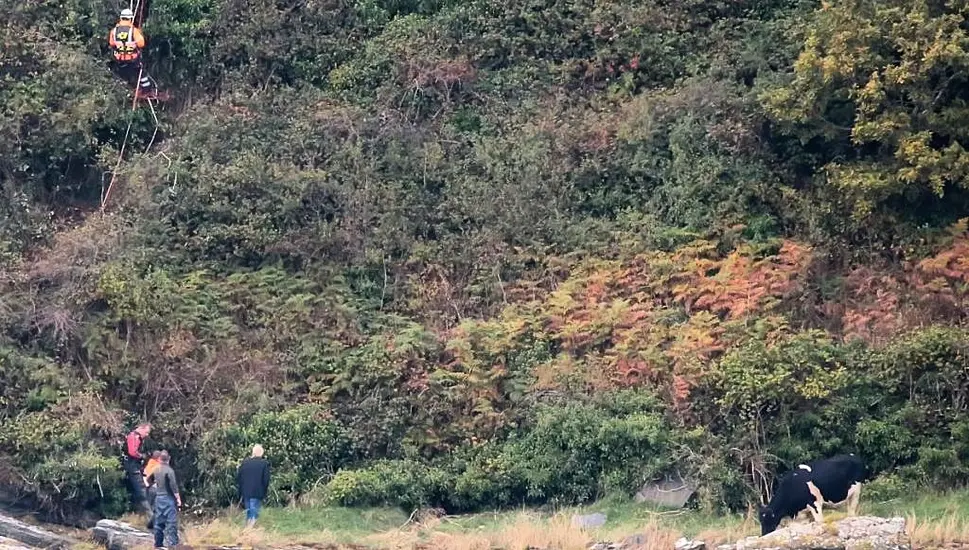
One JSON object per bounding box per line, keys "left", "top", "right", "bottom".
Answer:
{"left": 3, "top": 0, "right": 969, "bottom": 523}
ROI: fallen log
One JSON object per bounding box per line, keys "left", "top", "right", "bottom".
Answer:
{"left": 91, "top": 520, "right": 154, "bottom": 550}
{"left": 0, "top": 514, "right": 70, "bottom": 549}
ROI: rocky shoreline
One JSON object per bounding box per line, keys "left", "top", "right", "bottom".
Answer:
{"left": 0, "top": 512, "right": 919, "bottom": 550}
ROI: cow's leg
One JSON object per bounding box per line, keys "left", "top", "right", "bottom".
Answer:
{"left": 846, "top": 482, "right": 861, "bottom": 516}
{"left": 806, "top": 482, "right": 825, "bottom": 523}
{"left": 802, "top": 504, "right": 821, "bottom": 523}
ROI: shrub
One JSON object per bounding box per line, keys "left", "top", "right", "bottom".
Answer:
{"left": 196, "top": 404, "right": 354, "bottom": 506}
{"left": 321, "top": 459, "right": 451, "bottom": 509}
{"left": 319, "top": 390, "right": 678, "bottom": 511}
{"left": 0, "top": 408, "right": 126, "bottom": 519}
{"left": 505, "top": 393, "right": 675, "bottom": 505}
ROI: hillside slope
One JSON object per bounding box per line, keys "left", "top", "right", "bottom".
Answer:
{"left": 2, "top": 0, "right": 969, "bottom": 521}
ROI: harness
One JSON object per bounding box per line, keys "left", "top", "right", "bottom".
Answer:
{"left": 112, "top": 24, "right": 140, "bottom": 62}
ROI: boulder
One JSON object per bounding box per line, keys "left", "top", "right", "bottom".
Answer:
{"left": 573, "top": 513, "right": 608, "bottom": 529}
{"left": 716, "top": 516, "right": 908, "bottom": 550}
{"left": 635, "top": 476, "right": 696, "bottom": 509}
{"left": 91, "top": 520, "right": 154, "bottom": 550}
{"left": 0, "top": 514, "right": 70, "bottom": 549}
{"left": 587, "top": 534, "right": 660, "bottom": 550}
{"left": 676, "top": 537, "right": 707, "bottom": 550}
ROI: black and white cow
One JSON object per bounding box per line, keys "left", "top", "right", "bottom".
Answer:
{"left": 758, "top": 454, "right": 867, "bottom": 536}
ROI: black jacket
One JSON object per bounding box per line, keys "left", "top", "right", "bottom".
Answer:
{"left": 237, "top": 457, "right": 270, "bottom": 500}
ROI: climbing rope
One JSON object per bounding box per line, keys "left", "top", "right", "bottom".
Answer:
{"left": 100, "top": 0, "right": 162, "bottom": 214}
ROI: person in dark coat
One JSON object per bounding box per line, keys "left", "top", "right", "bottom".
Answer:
{"left": 237, "top": 444, "right": 271, "bottom": 527}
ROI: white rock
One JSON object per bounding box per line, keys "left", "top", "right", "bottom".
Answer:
{"left": 720, "top": 516, "right": 909, "bottom": 550}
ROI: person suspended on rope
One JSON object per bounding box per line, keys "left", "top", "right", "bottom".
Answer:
{"left": 109, "top": 9, "right": 144, "bottom": 64}
{"left": 108, "top": 9, "right": 156, "bottom": 99}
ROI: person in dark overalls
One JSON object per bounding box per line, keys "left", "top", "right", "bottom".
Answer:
{"left": 146, "top": 451, "right": 182, "bottom": 549}
{"left": 121, "top": 423, "right": 152, "bottom": 518}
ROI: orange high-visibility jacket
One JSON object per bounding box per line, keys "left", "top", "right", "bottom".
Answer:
{"left": 108, "top": 21, "right": 145, "bottom": 61}
{"left": 143, "top": 457, "right": 161, "bottom": 487}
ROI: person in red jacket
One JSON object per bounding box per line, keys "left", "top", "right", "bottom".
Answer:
{"left": 122, "top": 422, "right": 152, "bottom": 519}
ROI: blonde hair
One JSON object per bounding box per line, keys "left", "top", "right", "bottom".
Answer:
{"left": 252, "top": 444, "right": 264, "bottom": 458}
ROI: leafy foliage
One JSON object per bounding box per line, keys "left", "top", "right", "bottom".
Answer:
{"left": 5, "top": 0, "right": 969, "bottom": 521}
{"left": 197, "top": 405, "right": 354, "bottom": 506}
{"left": 763, "top": 0, "right": 969, "bottom": 225}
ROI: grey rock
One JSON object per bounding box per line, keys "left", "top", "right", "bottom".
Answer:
{"left": 587, "top": 533, "right": 655, "bottom": 550}
{"left": 0, "top": 514, "right": 70, "bottom": 549}
{"left": 676, "top": 537, "right": 707, "bottom": 550}
{"left": 573, "top": 513, "right": 608, "bottom": 530}
{"left": 91, "top": 519, "right": 154, "bottom": 550}
{"left": 624, "top": 534, "right": 648, "bottom": 546}
{"left": 716, "top": 516, "right": 908, "bottom": 550}
{"left": 635, "top": 475, "right": 696, "bottom": 509}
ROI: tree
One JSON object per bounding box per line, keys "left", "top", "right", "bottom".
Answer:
{"left": 764, "top": 0, "right": 969, "bottom": 221}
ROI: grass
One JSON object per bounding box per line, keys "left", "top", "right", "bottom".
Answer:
{"left": 141, "top": 489, "right": 969, "bottom": 549}
{"left": 866, "top": 489, "right": 969, "bottom": 546}
{"left": 176, "top": 498, "right": 756, "bottom": 549}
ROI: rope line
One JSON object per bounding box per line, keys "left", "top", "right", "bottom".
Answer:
{"left": 100, "top": 0, "right": 161, "bottom": 214}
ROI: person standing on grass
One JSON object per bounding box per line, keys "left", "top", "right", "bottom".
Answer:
{"left": 147, "top": 450, "right": 182, "bottom": 549}
{"left": 237, "top": 444, "right": 271, "bottom": 527}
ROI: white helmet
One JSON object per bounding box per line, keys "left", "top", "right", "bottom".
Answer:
{"left": 120, "top": 8, "right": 134, "bottom": 19}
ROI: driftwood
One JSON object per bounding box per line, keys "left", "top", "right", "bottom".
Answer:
{"left": 91, "top": 520, "right": 154, "bottom": 550}
{"left": 0, "top": 514, "right": 70, "bottom": 549}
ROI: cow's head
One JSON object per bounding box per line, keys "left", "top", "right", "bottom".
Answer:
{"left": 758, "top": 505, "right": 781, "bottom": 536}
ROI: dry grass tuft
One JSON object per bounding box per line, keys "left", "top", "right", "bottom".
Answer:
{"left": 613, "top": 519, "right": 681, "bottom": 550}
{"left": 184, "top": 517, "right": 261, "bottom": 547}
{"left": 906, "top": 514, "right": 969, "bottom": 545}
{"left": 693, "top": 513, "right": 757, "bottom": 546}
{"left": 359, "top": 512, "right": 597, "bottom": 550}
{"left": 488, "top": 513, "right": 594, "bottom": 550}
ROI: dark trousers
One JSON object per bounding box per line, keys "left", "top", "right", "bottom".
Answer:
{"left": 153, "top": 495, "right": 178, "bottom": 548}
{"left": 112, "top": 60, "right": 143, "bottom": 88}
{"left": 146, "top": 486, "right": 157, "bottom": 527}
{"left": 124, "top": 463, "right": 150, "bottom": 514}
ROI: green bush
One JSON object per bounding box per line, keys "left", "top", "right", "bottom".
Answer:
{"left": 196, "top": 405, "right": 354, "bottom": 506}
{"left": 322, "top": 459, "right": 451, "bottom": 509}
{"left": 0, "top": 410, "right": 126, "bottom": 518}
{"left": 504, "top": 393, "right": 674, "bottom": 505}
{"left": 446, "top": 443, "right": 528, "bottom": 511}
{"left": 320, "top": 390, "right": 676, "bottom": 512}
{"left": 862, "top": 473, "right": 910, "bottom": 503}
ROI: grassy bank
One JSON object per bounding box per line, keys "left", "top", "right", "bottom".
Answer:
{"left": 166, "top": 489, "right": 969, "bottom": 549}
